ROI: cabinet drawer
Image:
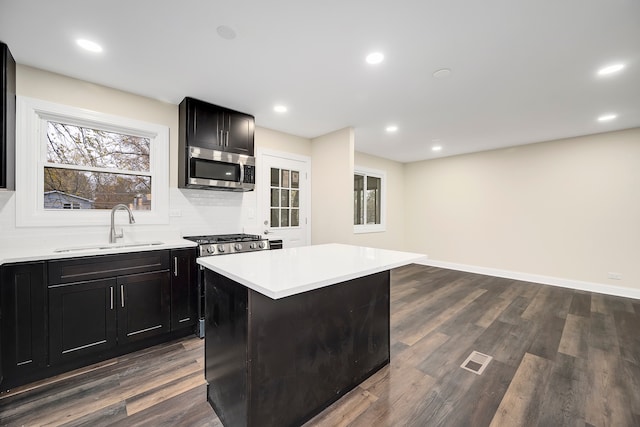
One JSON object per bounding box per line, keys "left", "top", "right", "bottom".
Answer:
{"left": 48, "top": 250, "right": 171, "bottom": 284}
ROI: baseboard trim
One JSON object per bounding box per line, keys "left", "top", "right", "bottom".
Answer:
{"left": 417, "top": 259, "right": 640, "bottom": 301}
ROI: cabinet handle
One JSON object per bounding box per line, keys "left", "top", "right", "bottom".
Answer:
{"left": 110, "top": 287, "right": 114, "bottom": 310}
{"left": 219, "top": 129, "right": 224, "bottom": 146}
{"left": 121, "top": 284, "right": 125, "bottom": 308}
{"left": 174, "top": 257, "right": 178, "bottom": 277}
{"left": 225, "top": 130, "right": 230, "bottom": 147}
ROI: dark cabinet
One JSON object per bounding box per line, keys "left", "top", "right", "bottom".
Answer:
{"left": 49, "top": 278, "right": 117, "bottom": 364}
{"left": 179, "top": 97, "right": 254, "bottom": 156}
{"left": 1, "top": 248, "right": 195, "bottom": 389}
{"left": 48, "top": 251, "right": 171, "bottom": 365}
{"left": 1, "top": 41, "right": 16, "bottom": 190}
{"left": 117, "top": 271, "right": 170, "bottom": 344}
{"left": 48, "top": 271, "right": 171, "bottom": 364}
{"left": 170, "top": 248, "right": 197, "bottom": 331}
{"left": 0, "top": 262, "right": 47, "bottom": 383}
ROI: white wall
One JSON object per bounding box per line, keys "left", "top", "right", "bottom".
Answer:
{"left": 352, "top": 151, "right": 405, "bottom": 251}
{"left": 255, "top": 126, "right": 311, "bottom": 157}
{"left": 404, "top": 128, "right": 640, "bottom": 292}
{"left": 6, "top": 66, "right": 639, "bottom": 298}
{"left": 311, "top": 128, "right": 354, "bottom": 245}
{"left": 0, "top": 65, "right": 306, "bottom": 244}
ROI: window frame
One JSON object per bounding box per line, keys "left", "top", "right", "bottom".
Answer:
{"left": 269, "top": 166, "right": 302, "bottom": 229}
{"left": 16, "top": 96, "right": 169, "bottom": 227}
{"left": 353, "top": 166, "right": 386, "bottom": 234}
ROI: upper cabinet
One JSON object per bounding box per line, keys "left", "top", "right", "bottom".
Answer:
{"left": 179, "top": 97, "right": 255, "bottom": 156}
{"left": 1, "top": 41, "right": 16, "bottom": 190}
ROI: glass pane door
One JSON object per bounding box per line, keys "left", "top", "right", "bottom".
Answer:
{"left": 270, "top": 167, "right": 300, "bottom": 228}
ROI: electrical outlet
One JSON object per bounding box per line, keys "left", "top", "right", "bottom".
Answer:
{"left": 169, "top": 209, "right": 182, "bottom": 217}
{"left": 607, "top": 272, "right": 622, "bottom": 280}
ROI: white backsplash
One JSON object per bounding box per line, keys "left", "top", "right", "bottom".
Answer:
{"left": 0, "top": 188, "right": 259, "bottom": 245}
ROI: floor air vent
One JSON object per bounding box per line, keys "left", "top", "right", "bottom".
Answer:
{"left": 461, "top": 351, "right": 492, "bottom": 375}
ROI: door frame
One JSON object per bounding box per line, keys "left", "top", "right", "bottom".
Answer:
{"left": 256, "top": 148, "right": 312, "bottom": 246}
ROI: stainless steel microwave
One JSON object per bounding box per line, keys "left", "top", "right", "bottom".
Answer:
{"left": 184, "top": 146, "right": 255, "bottom": 191}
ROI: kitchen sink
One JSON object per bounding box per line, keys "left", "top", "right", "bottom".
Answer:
{"left": 53, "top": 241, "right": 164, "bottom": 253}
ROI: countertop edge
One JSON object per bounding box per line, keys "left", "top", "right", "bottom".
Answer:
{"left": 0, "top": 239, "right": 198, "bottom": 266}
{"left": 198, "top": 245, "right": 427, "bottom": 299}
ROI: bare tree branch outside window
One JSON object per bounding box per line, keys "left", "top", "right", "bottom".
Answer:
{"left": 44, "top": 122, "right": 152, "bottom": 210}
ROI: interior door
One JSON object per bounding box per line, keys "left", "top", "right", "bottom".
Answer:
{"left": 260, "top": 152, "right": 310, "bottom": 248}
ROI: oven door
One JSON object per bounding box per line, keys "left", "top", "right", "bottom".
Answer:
{"left": 188, "top": 146, "right": 255, "bottom": 191}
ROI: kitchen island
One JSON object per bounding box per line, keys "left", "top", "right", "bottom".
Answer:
{"left": 197, "top": 243, "right": 425, "bottom": 427}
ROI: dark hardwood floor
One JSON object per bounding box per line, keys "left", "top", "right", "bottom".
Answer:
{"left": 2, "top": 265, "right": 639, "bottom": 426}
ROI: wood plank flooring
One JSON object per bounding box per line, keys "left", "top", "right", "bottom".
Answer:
{"left": 2, "top": 265, "right": 640, "bottom": 426}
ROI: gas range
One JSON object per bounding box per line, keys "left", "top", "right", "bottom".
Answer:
{"left": 184, "top": 233, "right": 269, "bottom": 257}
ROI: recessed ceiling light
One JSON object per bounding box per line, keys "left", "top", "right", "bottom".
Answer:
{"left": 385, "top": 125, "right": 398, "bottom": 132}
{"left": 432, "top": 146, "right": 443, "bottom": 152}
{"left": 366, "top": 52, "right": 384, "bottom": 65}
{"left": 216, "top": 25, "right": 237, "bottom": 40}
{"left": 597, "top": 63, "right": 625, "bottom": 76}
{"left": 597, "top": 113, "right": 617, "bottom": 122}
{"left": 274, "top": 105, "right": 287, "bottom": 113}
{"left": 433, "top": 68, "right": 452, "bottom": 79}
{"left": 76, "top": 39, "right": 103, "bottom": 53}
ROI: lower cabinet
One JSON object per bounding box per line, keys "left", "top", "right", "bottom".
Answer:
{"left": 49, "top": 272, "right": 171, "bottom": 364}
{"left": 1, "top": 248, "right": 197, "bottom": 390}
{"left": 118, "top": 271, "right": 171, "bottom": 344}
{"left": 170, "top": 248, "right": 197, "bottom": 330}
{"left": 0, "top": 262, "right": 47, "bottom": 383}
{"left": 49, "top": 278, "right": 117, "bottom": 364}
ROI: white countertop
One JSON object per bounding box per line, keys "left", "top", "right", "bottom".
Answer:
{"left": 0, "top": 238, "right": 197, "bottom": 265}
{"left": 197, "top": 243, "right": 426, "bottom": 299}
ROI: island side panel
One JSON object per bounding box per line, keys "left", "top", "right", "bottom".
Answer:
{"left": 205, "top": 270, "right": 249, "bottom": 427}
{"left": 247, "top": 271, "right": 390, "bottom": 427}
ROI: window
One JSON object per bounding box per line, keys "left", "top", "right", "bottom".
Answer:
{"left": 16, "top": 97, "right": 169, "bottom": 226}
{"left": 354, "top": 167, "right": 386, "bottom": 233}
{"left": 45, "top": 121, "right": 151, "bottom": 210}
{"left": 270, "top": 167, "right": 300, "bottom": 228}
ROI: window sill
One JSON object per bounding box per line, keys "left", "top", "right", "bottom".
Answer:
{"left": 354, "top": 225, "right": 386, "bottom": 234}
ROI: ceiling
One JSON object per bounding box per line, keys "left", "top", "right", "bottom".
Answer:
{"left": 1, "top": 0, "right": 638, "bottom": 163}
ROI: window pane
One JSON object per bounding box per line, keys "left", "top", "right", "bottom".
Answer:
{"left": 291, "top": 190, "right": 299, "bottom": 208}
{"left": 281, "top": 209, "right": 290, "bottom": 227}
{"left": 271, "top": 209, "right": 280, "bottom": 228}
{"left": 270, "top": 168, "right": 280, "bottom": 186}
{"left": 366, "top": 176, "right": 381, "bottom": 224}
{"left": 47, "top": 122, "right": 150, "bottom": 172}
{"left": 291, "top": 171, "right": 299, "bottom": 188}
{"left": 44, "top": 167, "right": 151, "bottom": 210}
{"left": 354, "top": 174, "right": 364, "bottom": 225}
{"left": 281, "top": 170, "right": 290, "bottom": 188}
{"left": 271, "top": 189, "right": 280, "bottom": 207}
{"left": 281, "top": 189, "right": 290, "bottom": 207}
{"left": 291, "top": 209, "right": 299, "bottom": 227}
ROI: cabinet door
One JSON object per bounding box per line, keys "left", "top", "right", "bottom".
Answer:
{"left": 224, "top": 112, "right": 254, "bottom": 156}
{"left": 117, "top": 271, "right": 170, "bottom": 344}
{"left": 49, "top": 279, "right": 117, "bottom": 364}
{"left": 1, "top": 41, "right": 16, "bottom": 190}
{"left": 1, "top": 262, "right": 46, "bottom": 381}
{"left": 170, "top": 248, "right": 198, "bottom": 330}
{"left": 188, "top": 98, "right": 223, "bottom": 150}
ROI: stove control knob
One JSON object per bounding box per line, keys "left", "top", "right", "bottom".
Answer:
{"left": 234, "top": 243, "right": 243, "bottom": 251}
{"left": 217, "top": 244, "right": 225, "bottom": 253}
{"left": 249, "top": 242, "right": 257, "bottom": 249}
{"left": 206, "top": 246, "right": 214, "bottom": 254}
{"left": 259, "top": 241, "right": 267, "bottom": 249}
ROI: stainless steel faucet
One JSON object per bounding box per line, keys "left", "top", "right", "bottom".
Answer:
{"left": 109, "top": 204, "right": 135, "bottom": 243}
